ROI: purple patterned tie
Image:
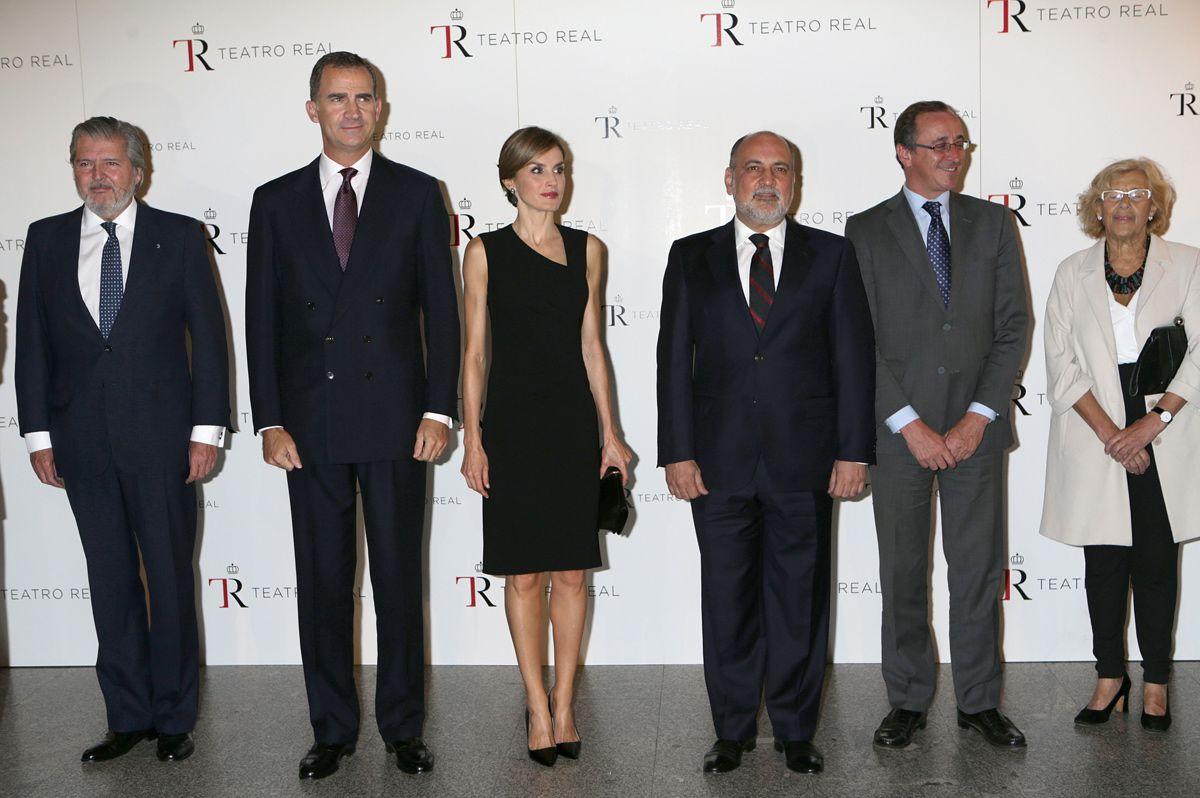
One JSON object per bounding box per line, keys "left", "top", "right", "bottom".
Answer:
{"left": 333, "top": 167, "right": 358, "bottom": 271}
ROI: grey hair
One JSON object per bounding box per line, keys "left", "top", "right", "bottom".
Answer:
{"left": 728, "top": 131, "right": 796, "bottom": 169}
{"left": 69, "top": 116, "right": 147, "bottom": 173}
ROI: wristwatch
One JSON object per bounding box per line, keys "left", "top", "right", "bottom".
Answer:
{"left": 1151, "top": 406, "right": 1174, "bottom": 424}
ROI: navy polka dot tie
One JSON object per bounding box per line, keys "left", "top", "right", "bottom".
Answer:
{"left": 922, "top": 201, "right": 951, "bottom": 307}
{"left": 99, "top": 221, "right": 123, "bottom": 338}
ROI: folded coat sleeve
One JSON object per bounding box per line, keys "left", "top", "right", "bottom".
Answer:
{"left": 1044, "top": 257, "right": 1094, "bottom": 416}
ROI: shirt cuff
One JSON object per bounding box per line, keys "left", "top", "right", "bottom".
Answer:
{"left": 885, "top": 405, "right": 919, "bottom": 434}
{"left": 423, "top": 412, "right": 453, "bottom": 429}
{"left": 191, "top": 425, "right": 226, "bottom": 446}
{"left": 24, "top": 431, "right": 52, "bottom": 454}
{"left": 967, "top": 402, "right": 997, "bottom": 422}
{"left": 256, "top": 425, "right": 283, "bottom": 435}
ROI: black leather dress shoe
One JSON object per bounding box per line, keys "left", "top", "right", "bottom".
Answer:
{"left": 702, "top": 738, "right": 755, "bottom": 773}
{"left": 874, "top": 708, "right": 928, "bottom": 748}
{"left": 156, "top": 733, "right": 194, "bottom": 762}
{"left": 298, "top": 742, "right": 354, "bottom": 780}
{"left": 774, "top": 740, "right": 823, "bottom": 774}
{"left": 386, "top": 737, "right": 434, "bottom": 773}
{"left": 957, "top": 708, "right": 1026, "bottom": 748}
{"left": 81, "top": 729, "right": 156, "bottom": 762}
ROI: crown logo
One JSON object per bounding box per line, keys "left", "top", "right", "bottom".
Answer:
{"left": 1009, "top": 553, "right": 1024, "bottom": 566}
{"left": 1186, "top": 81, "right": 1195, "bottom": 92}
{"left": 1009, "top": 177, "right": 1023, "bottom": 190}
{"left": 203, "top": 207, "right": 217, "bottom": 220}
{"left": 608, "top": 105, "right": 618, "bottom": 114}
{"left": 458, "top": 197, "right": 472, "bottom": 210}
{"left": 613, "top": 294, "right": 623, "bottom": 303}
{"left": 191, "top": 22, "right": 205, "bottom": 35}
{"left": 450, "top": 8, "right": 463, "bottom": 20}
{"left": 474, "top": 561, "right": 483, "bottom": 573}
{"left": 722, "top": 0, "right": 735, "bottom": 8}
{"left": 226, "top": 562, "right": 240, "bottom": 575}
{"left": 874, "top": 95, "right": 884, "bottom": 105}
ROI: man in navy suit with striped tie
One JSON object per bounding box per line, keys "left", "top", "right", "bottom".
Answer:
{"left": 657, "top": 131, "right": 875, "bottom": 775}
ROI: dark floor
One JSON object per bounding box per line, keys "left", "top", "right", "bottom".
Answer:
{"left": 2, "top": 662, "right": 1198, "bottom": 797}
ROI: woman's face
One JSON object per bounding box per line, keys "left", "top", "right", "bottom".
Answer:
{"left": 506, "top": 147, "right": 566, "bottom": 212}
{"left": 1099, "top": 170, "right": 1157, "bottom": 240}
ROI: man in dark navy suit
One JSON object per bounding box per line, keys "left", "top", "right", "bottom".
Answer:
{"left": 657, "top": 131, "right": 875, "bottom": 775}
{"left": 16, "top": 116, "right": 230, "bottom": 764}
{"left": 246, "top": 52, "right": 460, "bottom": 780}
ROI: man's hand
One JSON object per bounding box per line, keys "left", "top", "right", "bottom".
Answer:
{"left": 665, "top": 459, "right": 708, "bottom": 501}
{"left": 900, "top": 419, "right": 957, "bottom": 471}
{"left": 187, "top": 442, "right": 219, "bottom": 484}
{"left": 262, "top": 427, "right": 303, "bottom": 471}
{"left": 944, "top": 412, "right": 989, "bottom": 463}
{"left": 413, "top": 418, "right": 450, "bottom": 462}
{"left": 828, "top": 460, "right": 868, "bottom": 499}
{"left": 30, "top": 448, "right": 64, "bottom": 488}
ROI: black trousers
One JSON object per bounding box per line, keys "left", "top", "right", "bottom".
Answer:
{"left": 286, "top": 458, "right": 427, "bottom": 745}
{"left": 64, "top": 462, "right": 199, "bottom": 734}
{"left": 1084, "top": 363, "right": 1180, "bottom": 684}
{"left": 690, "top": 458, "right": 832, "bottom": 743}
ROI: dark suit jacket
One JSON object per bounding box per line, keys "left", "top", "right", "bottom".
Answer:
{"left": 246, "top": 153, "right": 460, "bottom": 464}
{"left": 16, "top": 203, "right": 231, "bottom": 478}
{"left": 656, "top": 218, "right": 876, "bottom": 491}
{"left": 844, "top": 191, "right": 1029, "bottom": 458}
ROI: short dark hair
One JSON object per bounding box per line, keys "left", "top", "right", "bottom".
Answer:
{"left": 497, "top": 126, "right": 567, "bottom": 207}
{"left": 69, "top": 116, "right": 147, "bottom": 173}
{"left": 309, "top": 51, "right": 378, "bottom": 100}
{"left": 893, "top": 100, "right": 957, "bottom": 150}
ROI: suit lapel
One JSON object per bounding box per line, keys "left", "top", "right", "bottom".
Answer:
{"left": 1134, "top": 234, "right": 1169, "bottom": 326}
{"left": 758, "top": 219, "right": 812, "bottom": 344}
{"left": 290, "top": 158, "right": 344, "bottom": 299}
{"left": 111, "top": 202, "right": 162, "bottom": 341}
{"left": 705, "top": 222, "right": 759, "bottom": 347}
{"left": 884, "top": 191, "right": 945, "bottom": 310}
{"left": 332, "top": 153, "right": 395, "bottom": 324}
{"left": 947, "top": 192, "right": 977, "bottom": 310}
{"left": 54, "top": 207, "right": 100, "bottom": 337}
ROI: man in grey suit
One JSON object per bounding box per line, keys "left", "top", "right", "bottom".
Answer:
{"left": 844, "top": 100, "right": 1029, "bottom": 750}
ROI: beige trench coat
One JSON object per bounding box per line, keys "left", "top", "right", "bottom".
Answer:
{"left": 1041, "top": 235, "right": 1200, "bottom": 546}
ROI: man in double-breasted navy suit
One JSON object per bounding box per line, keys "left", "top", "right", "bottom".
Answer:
{"left": 246, "top": 52, "right": 460, "bottom": 780}
{"left": 16, "top": 116, "right": 230, "bottom": 764}
{"left": 657, "top": 132, "right": 875, "bottom": 775}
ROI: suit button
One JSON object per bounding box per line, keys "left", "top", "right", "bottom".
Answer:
{"left": 364, "top": 371, "right": 373, "bottom": 380}
{"left": 942, "top": 323, "right": 952, "bottom": 332}
{"left": 1154, "top": 437, "right": 1163, "bottom": 446}
{"left": 937, "top": 366, "right": 946, "bottom": 375}
{"left": 752, "top": 397, "right": 758, "bottom": 405}
{"left": 324, "top": 336, "right": 334, "bottom": 343}
{"left": 307, "top": 301, "right": 317, "bottom": 310}
{"left": 326, "top": 371, "right": 335, "bottom": 380}
{"left": 375, "top": 296, "right": 384, "bottom": 304}
{"left": 103, "top": 345, "right": 112, "bottom": 353}
{"left": 362, "top": 335, "right": 372, "bottom": 343}
{"left": 754, "top": 354, "right": 764, "bottom": 362}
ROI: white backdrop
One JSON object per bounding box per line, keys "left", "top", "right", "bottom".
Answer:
{"left": 1, "top": 0, "right": 1198, "bottom": 667}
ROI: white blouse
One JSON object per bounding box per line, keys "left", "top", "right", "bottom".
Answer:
{"left": 1108, "top": 290, "right": 1141, "bottom": 364}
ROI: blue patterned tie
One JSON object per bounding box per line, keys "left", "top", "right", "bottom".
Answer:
{"left": 922, "top": 201, "right": 951, "bottom": 307}
{"left": 99, "top": 221, "right": 123, "bottom": 338}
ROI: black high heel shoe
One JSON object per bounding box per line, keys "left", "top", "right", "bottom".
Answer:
{"left": 1141, "top": 687, "right": 1172, "bottom": 732}
{"left": 549, "top": 698, "right": 581, "bottom": 759}
{"left": 1074, "top": 674, "right": 1131, "bottom": 725}
{"left": 526, "top": 710, "right": 558, "bottom": 767}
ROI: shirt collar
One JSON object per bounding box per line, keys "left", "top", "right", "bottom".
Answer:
{"left": 319, "top": 149, "right": 373, "bottom": 191}
{"left": 902, "top": 185, "right": 950, "bottom": 218}
{"left": 733, "top": 215, "right": 787, "bottom": 248}
{"left": 82, "top": 199, "right": 138, "bottom": 233}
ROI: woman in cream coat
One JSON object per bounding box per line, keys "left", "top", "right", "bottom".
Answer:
{"left": 1042, "top": 157, "right": 1199, "bottom": 733}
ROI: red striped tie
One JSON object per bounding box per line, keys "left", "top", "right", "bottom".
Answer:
{"left": 748, "top": 233, "right": 775, "bottom": 331}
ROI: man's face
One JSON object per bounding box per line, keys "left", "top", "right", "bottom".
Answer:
{"left": 725, "top": 133, "right": 794, "bottom": 230}
{"left": 896, "top": 111, "right": 967, "bottom": 198}
{"left": 306, "top": 66, "right": 381, "bottom": 162}
{"left": 72, "top": 135, "right": 141, "bottom": 220}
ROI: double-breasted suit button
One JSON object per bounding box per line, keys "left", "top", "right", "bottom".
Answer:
{"left": 103, "top": 345, "right": 113, "bottom": 353}
{"left": 362, "top": 335, "right": 372, "bottom": 343}
{"left": 324, "top": 336, "right": 334, "bottom": 343}
{"left": 754, "top": 354, "right": 764, "bottom": 362}
{"left": 364, "top": 371, "right": 373, "bottom": 381}
{"left": 326, "top": 371, "right": 335, "bottom": 380}
{"left": 942, "top": 323, "right": 952, "bottom": 332}
{"left": 937, "top": 366, "right": 946, "bottom": 375}
{"left": 375, "top": 296, "right": 384, "bottom": 305}
{"left": 307, "top": 301, "right": 317, "bottom": 310}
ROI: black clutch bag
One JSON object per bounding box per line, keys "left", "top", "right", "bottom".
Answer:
{"left": 597, "top": 467, "right": 631, "bottom": 535}
{"left": 1129, "top": 316, "right": 1188, "bottom": 397}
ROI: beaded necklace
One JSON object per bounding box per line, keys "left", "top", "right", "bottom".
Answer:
{"left": 1104, "top": 235, "right": 1150, "bottom": 295}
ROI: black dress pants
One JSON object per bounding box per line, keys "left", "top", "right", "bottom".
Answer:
{"left": 286, "top": 458, "right": 427, "bottom": 745}
{"left": 1084, "top": 363, "right": 1180, "bottom": 684}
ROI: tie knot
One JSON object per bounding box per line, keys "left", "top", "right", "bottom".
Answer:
{"left": 922, "top": 200, "right": 942, "bottom": 217}
{"left": 749, "top": 233, "right": 770, "bottom": 250}
{"left": 100, "top": 221, "right": 117, "bottom": 238}
{"left": 339, "top": 167, "right": 358, "bottom": 187}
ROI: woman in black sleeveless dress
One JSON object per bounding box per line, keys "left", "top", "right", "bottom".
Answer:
{"left": 460, "top": 127, "right": 632, "bottom": 766}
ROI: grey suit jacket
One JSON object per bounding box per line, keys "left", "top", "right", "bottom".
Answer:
{"left": 844, "top": 190, "right": 1028, "bottom": 458}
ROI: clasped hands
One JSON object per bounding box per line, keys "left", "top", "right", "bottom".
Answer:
{"left": 900, "top": 413, "right": 987, "bottom": 471}
{"left": 1101, "top": 414, "right": 1163, "bottom": 476}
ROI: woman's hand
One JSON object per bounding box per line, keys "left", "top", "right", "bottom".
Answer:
{"left": 461, "top": 444, "right": 490, "bottom": 498}
{"left": 1104, "top": 414, "right": 1164, "bottom": 464}
{"left": 600, "top": 436, "right": 634, "bottom": 485}
{"left": 1121, "top": 448, "right": 1151, "bottom": 476}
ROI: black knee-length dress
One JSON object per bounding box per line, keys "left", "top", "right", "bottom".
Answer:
{"left": 479, "top": 224, "right": 602, "bottom": 575}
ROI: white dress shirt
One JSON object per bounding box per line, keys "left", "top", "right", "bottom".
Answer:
{"left": 884, "top": 187, "right": 997, "bottom": 434}
{"left": 25, "top": 202, "right": 225, "bottom": 453}
{"left": 733, "top": 216, "right": 785, "bottom": 303}
{"left": 257, "top": 149, "right": 451, "bottom": 433}
{"left": 1109, "top": 290, "right": 1141, "bottom": 365}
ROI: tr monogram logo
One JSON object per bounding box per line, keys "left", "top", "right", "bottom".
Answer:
{"left": 988, "top": 179, "right": 1031, "bottom": 227}
{"left": 700, "top": 11, "right": 742, "bottom": 46}
{"left": 456, "top": 575, "right": 496, "bottom": 607}
{"left": 173, "top": 22, "right": 214, "bottom": 71}
{"left": 1170, "top": 83, "right": 1197, "bottom": 116}
{"left": 432, "top": 10, "right": 472, "bottom": 58}
{"left": 208, "top": 564, "right": 247, "bottom": 608}
{"left": 986, "top": 0, "right": 1030, "bottom": 33}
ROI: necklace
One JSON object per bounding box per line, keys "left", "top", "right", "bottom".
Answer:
{"left": 1104, "top": 235, "right": 1150, "bottom": 295}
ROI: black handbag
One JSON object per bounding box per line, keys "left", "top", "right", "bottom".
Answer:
{"left": 1129, "top": 316, "right": 1188, "bottom": 396}
{"left": 597, "top": 467, "right": 631, "bottom": 535}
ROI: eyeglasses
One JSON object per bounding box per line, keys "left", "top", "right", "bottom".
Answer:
{"left": 1100, "top": 188, "right": 1152, "bottom": 203}
{"left": 912, "top": 140, "right": 972, "bottom": 153}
